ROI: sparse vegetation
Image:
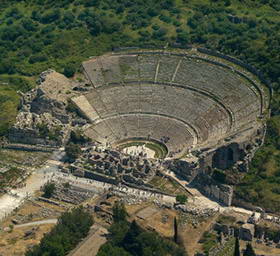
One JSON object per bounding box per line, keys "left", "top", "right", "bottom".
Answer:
{"left": 200, "top": 231, "right": 218, "bottom": 254}
{"left": 98, "top": 202, "right": 186, "bottom": 256}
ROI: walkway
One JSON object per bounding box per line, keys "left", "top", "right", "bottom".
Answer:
{"left": 0, "top": 149, "right": 65, "bottom": 222}
{"left": 14, "top": 218, "right": 58, "bottom": 228}
{"left": 68, "top": 224, "right": 108, "bottom": 256}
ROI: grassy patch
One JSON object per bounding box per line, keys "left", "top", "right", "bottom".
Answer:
{"left": 200, "top": 231, "right": 218, "bottom": 254}
{"left": 145, "top": 142, "right": 168, "bottom": 158}
{"left": 148, "top": 175, "right": 188, "bottom": 195}
{"left": 0, "top": 75, "right": 34, "bottom": 136}
{"left": 216, "top": 238, "right": 235, "bottom": 256}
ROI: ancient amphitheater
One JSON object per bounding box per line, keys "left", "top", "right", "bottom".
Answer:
{"left": 71, "top": 48, "right": 269, "bottom": 160}
{"left": 6, "top": 47, "right": 271, "bottom": 205}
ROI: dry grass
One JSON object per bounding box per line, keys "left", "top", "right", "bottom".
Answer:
{"left": 0, "top": 199, "right": 65, "bottom": 256}
{"left": 240, "top": 240, "right": 280, "bottom": 256}
{"left": 148, "top": 175, "right": 188, "bottom": 196}
{"left": 0, "top": 224, "right": 54, "bottom": 256}
{"left": 180, "top": 214, "right": 219, "bottom": 256}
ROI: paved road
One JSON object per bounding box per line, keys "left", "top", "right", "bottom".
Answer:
{"left": 0, "top": 150, "right": 64, "bottom": 222}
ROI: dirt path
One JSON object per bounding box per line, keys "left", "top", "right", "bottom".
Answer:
{"left": 14, "top": 219, "right": 58, "bottom": 228}
{"left": 68, "top": 224, "right": 108, "bottom": 256}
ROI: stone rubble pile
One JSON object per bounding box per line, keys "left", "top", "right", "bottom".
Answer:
{"left": 9, "top": 70, "right": 75, "bottom": 147}
{"left": 51, "top": 183, "right": 96, "bottom": 205}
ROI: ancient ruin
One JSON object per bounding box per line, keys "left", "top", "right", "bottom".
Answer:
{"left": 8, "top": 47, "right": 270, "bottom": 206}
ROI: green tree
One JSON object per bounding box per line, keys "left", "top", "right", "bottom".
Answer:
{"left": 176, "top": 194, "right": 188, "bottom": 204}
{"left": 243, "top": 243, "right": 256, "bottom": 256}
{"left": 26, "top": 206, "right": 93, "bottom": 256}
{"left": 63, "top": 65, "right": 76, "bottom": 78}
{"left": 109, "top": 221, "right": 130, "bottom": 245}
{"left": 69, "top": 130, "right": 89, "bottom": 144}
{"left": 65, "top": 142, "right": 81, "bottom": 161}
{"left": 122, "top": 220, "right": 142, "bottom": 254}
{"left": 42, "top": 182, "right": 56, "bottom": 198}
{"left": 112, "top": 201, "right": 128, "bottom": 223}
{"left": 174, "top": 217, "right": 178, "bottom": 243}
{"left": 97, "top": 243, "right": 131, "bottom": 256}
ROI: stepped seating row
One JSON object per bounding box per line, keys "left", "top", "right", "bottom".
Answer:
{"left": 83, "top": 54, "right": 260, "bottom": 122}
{"left": 80, "top": 52, "right": 263, "bottom": 154}
{"left": 84, "top": 114, "right": 194, "bottom": 156}
{"left": 138, "top": 55, "right": 158, "bottom": 81}
{"left": 156, "top": 56, "right": 181, "bottom": 83}
{"left": 173, "top": 59, "right": 260, "bottom": 111}
{"left": 83, "top": 54, "right": 260, "bottom": 105}
{"left": 119, "top": 55, "right": 139, "bottom": 82}
{"left": 83, "top": 58, "right": 105, "bottom": 87}
{"left": 84, "top": 84, "right": 232, "bottom": 142}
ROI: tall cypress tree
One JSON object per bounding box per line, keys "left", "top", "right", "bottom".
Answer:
{"left": 234, "top": 236, "right": 240, "bottom": 256}
{"left": 174, "top": 217, "right": 178, "bottom": 244}
{"left": 243, "top": 243, "right": 256, "bottom": 256}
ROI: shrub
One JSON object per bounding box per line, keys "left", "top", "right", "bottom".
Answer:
{"left": 212, "top": 169, "right": 226, "bottom": 183}
{"left": 42, "top": 182, "right": 56, "bottom": 198}
{"left": 65, "top": 142, "right": 82, "bottom": 161}
{"left": 176, "top": 194, "right": 188, "bottom": 204}
{"left": 63, "top": 65, "right": 76, "bottom": 78}
{"left": 29, "top": 55, "right": 48, "bottom": 64}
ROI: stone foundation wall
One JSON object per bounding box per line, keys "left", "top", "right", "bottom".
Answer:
{"left": 191, "top": 171, "right": 233, "bottom": 206}
{"left": 83, "top": 170, "right": 119, "bottom": 185}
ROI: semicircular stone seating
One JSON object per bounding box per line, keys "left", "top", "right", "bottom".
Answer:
{"left": 76, "top": 50, "right": 265, "bottom": 158}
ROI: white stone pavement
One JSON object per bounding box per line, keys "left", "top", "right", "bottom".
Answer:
{"left": 0, "top": 152, "right": 278, "bottom": 224}
{"left": 0, "top": 150, "right": 64, "bottom": 222}
{"left": 0, "top": 169, "right": 55, "bottom": 222}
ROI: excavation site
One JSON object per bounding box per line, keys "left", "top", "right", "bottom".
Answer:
{"left": 7, "top": 47, "right": 270, "bottom": 206}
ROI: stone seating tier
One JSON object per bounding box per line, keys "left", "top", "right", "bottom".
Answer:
{"left": 80, "top": 51, "right": 264, "bottom": 157}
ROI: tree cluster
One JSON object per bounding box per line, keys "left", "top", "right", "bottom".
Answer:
{"left": 26, "top": 206, "right": 93, "bottom": 256}
{"left": 97, "top": 201, "right": 186, "bottom": 256}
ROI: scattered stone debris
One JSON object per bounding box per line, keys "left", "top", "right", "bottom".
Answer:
{"left": 51, "top": 183, "right": 96, "bottom": 205}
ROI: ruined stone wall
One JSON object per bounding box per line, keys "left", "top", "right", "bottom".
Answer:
{"left": 2, "top": 143, "right": 57, "bottom": 152}
{"left": 8, "top": 70, "right": 73, "bottom": 147}
{"left": 83, "top": 170, "right": 119, "bottom": 185}
{"left": 163, "top": 159, "right": 199, "bottom": 182}
{"left": 191, "top": 171, "right": 233, "bottom": 206}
